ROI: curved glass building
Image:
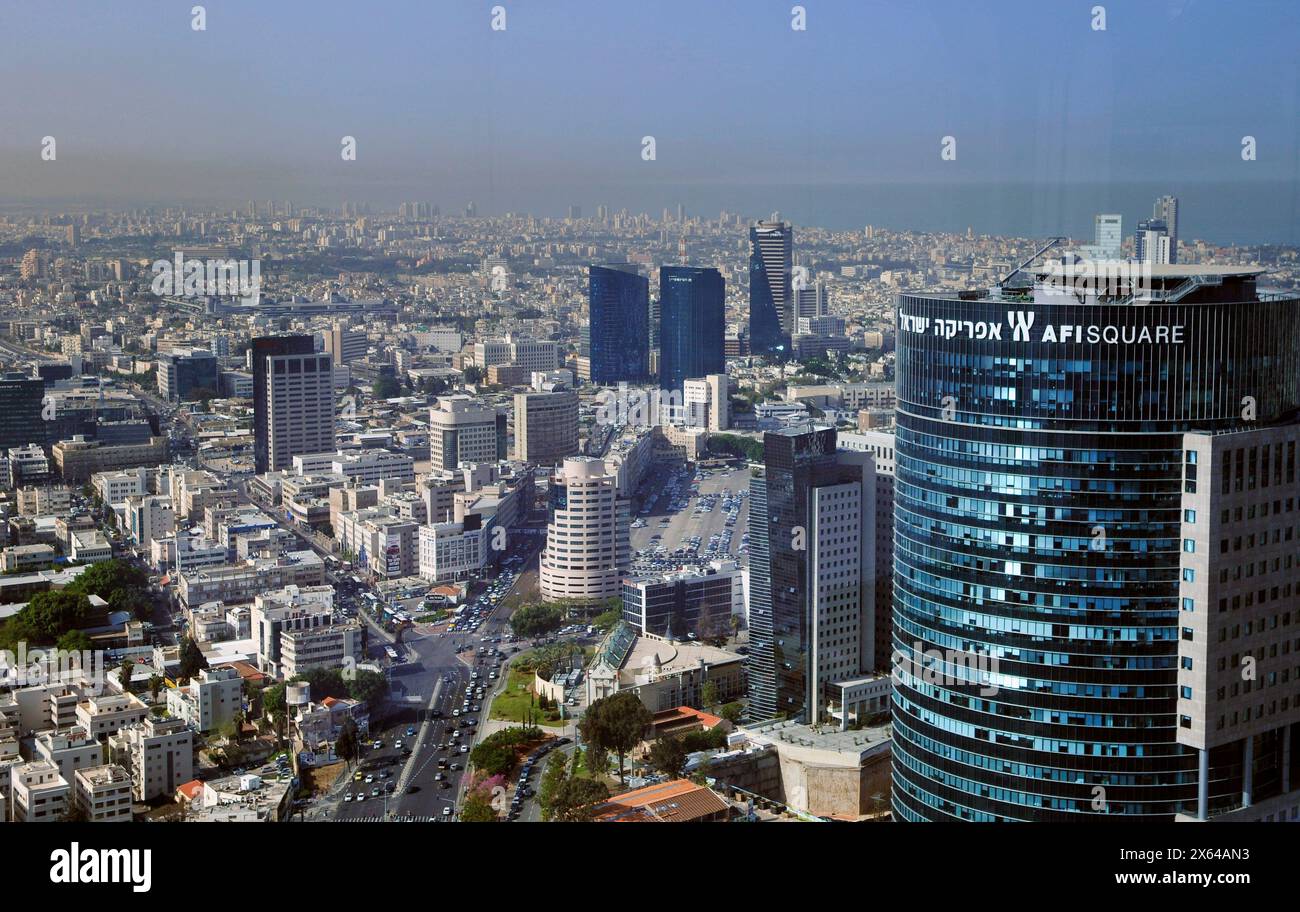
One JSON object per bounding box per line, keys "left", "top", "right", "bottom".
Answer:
{"left": 891, "top": 265, "right": 1300, "bottom": 821}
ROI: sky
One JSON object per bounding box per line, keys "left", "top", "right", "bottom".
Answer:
{"left": 1, "top": 0, "right": 1298, "bottom": 241}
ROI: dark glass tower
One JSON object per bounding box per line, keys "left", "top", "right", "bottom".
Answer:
{"left": 891, "top": 266, "right": 1300, "bottom": 821}
{"left": 588, "top": 264, "right": 650, "bottom": 385}
{"left": 658, "top": 266, "right": 724, "bottom": 391}
{"left": 748, "top": 424, "right": 870, "bottom": 721}
{"left": 0, "top": 373, "right": 47, "bottom": 452}
{"left": 749, "top": 221, "right": 792, "bottom": 356}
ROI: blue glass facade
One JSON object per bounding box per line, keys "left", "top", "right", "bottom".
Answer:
{"left": 658, "top": 266, "right": 724, "bottom": 391}
{"left": 891, "top": 274, "right": 1300, "bottom": 821}
{"left": 588, "top": 264, "right": 650, "bottom": 385}
{"left": 749, "top": 222, "right": 791, "bottom": 356}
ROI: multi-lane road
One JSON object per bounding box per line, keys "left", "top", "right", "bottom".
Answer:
{"left": 325, "top": 534, "right": 542, "bottom": 822}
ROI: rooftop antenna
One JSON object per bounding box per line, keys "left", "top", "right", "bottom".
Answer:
{"left": 997, "top": 236, "right": 1067, "bottom": 288}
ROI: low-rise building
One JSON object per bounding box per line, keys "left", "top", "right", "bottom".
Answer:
{"left": 166, "top": 666, "right": 242, "bottom": 733}
{"left": 109, "top": 716, "right": 193, "bottom": 802}
{"left": 73, "top": 763, "right": 133, "bottom": 822}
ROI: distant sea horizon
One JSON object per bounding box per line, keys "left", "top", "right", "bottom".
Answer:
{"left": 7, "top": 179, "right": 1300, "bottom": 248}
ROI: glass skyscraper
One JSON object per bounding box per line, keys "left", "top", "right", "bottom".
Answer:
{"left": 749, "top": 220, "right": 792, "bottom": 356}
{"left": 891, "top": 265, "right": 1300, "bottom": 821}
{"left": 748, "top": 425, "right": 873, "bottom": 722}
{"left": 658, "top": 265, "right": 724, "bottom": 391}
{"left": 588, "top": 264, "right": 650, "bottom": 385}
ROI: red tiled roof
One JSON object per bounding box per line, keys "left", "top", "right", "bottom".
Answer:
{"left": 593, "top": 779, "right": 729, "bottom": 823}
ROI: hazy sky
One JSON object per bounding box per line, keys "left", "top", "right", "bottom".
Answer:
{"left": 2, "top": 0, "right": 1298, "bottom": 238}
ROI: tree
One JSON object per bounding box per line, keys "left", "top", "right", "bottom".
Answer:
{"left": 177, "top": 637, "right": 208, "bottom": 681}
{"left": 231, "top": 710, "right": 247, "bottom": 744}
{"left": 647, "top": 736, "right": 688, "bottom": 779}
{"left": 148, "top": 674, "right": 164, "bottom": 703}
{"left": 118, "top": 658, "right": 136, "bottom": 692}
{"left": 462, "top": 365, "right": 484, "bottom": 385}
{"left": 700, "top": 681, "right": 720, "bottom": 711}
{"left": 55, "top": 629, "right": 92, "bottom": 653}
{"left": 719, "top": 701, "right": 743, "bottom": 725}
{"left": 372, "top": 375, "right": 402, "bottom": 399}
{"left": 336, "top": 717, "right": 360, "bottom": 767}
{"left": 460, "top": 788, "right": 498, "bottom": 822}
{"left": 579, "top": 692, "right": 652, "bottom": 785}
{"left": 509, "top": 602, "right": 565, "bottom": 638}
{"left": 551, "top": 777, "right": 610, "bottom": 822}
{"left": 539, "top": 752, "right": 569, "bottom": 821}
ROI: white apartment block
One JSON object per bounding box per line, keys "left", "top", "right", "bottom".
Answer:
{"left": 76, "top": 692, "right": 150, "bottom": 739}
{"left": 109, "top": 716, "right": 193, "bottom": 802}
{"left": 9, "top": 759, "right": 69, "bottom": 822}
{"left": 93, "top": 466, "right": 150, "bottom": 505}
{"left": 126, "top": 493, "right": 175, "bottom": 550}
{"left": 34, "top": 727, "right": 103, "bottom": 785}
{"left": 73, "top": 763, "right": 133, "bottom": 822}
{"left": 70, "top": 529, "right": 113, "bottom": 563}
{"left": 280, "top": 624, "right": 362, "bottom": 680}
{"left": 251, "top": 584, "right": 336, "bottom": 677}
{"left": 178, "top": 550, "right": 325, "bottom": 609}
{"left": 166, "top": 666, "right": 242, "bottom": 733}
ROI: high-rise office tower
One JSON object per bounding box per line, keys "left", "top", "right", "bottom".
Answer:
{"left": 747, "top": 425, "right": 876, "bottom": 723}
{"left": 1093, "top": 213, "right": 1123, "bottom": 258}
{"left": 513, "top": 388, "right": 579, "bottom": 464}
{"left": 252, "top": 336, "right": 335, "bottom": 473}
{"left": 0, "top": 373, "right": 47, "bottom": 453}
{"left": 658, "top": 266, "right": 724, "bottom": 392}
{"left": 892, "top": 264, "right": 1300, "bottom": 822}
{"left": 1136, "top": 218, "right": 1172, "bottom": 264}
{"left": 539, "top": 457, "right": 630, "bottom": 606}
{"left": 588, "top": 264, "right": 650, "bottom": 385}
{"left": 795, "top": 278, "right": 828, "bottom": 320}
{"left": 749, "top": 221, "right": 793, "bottom": 356}
{"left": 1153, "top": 194, "right": 1180, "bottom": 263}
{"left": 429, "top": 395, "right": 506, "bottom": 471}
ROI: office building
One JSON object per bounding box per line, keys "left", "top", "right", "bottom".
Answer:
{"left": 252, "top": 335, "right": 335, "bottom": 473}
{"left": 682, "top": 374, "right": 729, "bottom": 432}
{"left": 1136, "top": 218, "right": 1173, "bottom": 265}
{"left": 749, "top": 221, "right": 793, "bottom": 356}
{"left": 588, "top": 264, "right": 650, "bottom": 384}
{"left": 1154, "top": 194, "right": 1180, "bottom": 263}
{"left": 622, "top": 563, "right": 744, "bottom": 640}
{"left": 746, "top": 425, "right": 876, "bottom": 724}
{"left": 323, "top": 323, "right": 368, "bottom": 365}
{"left": 1093, "top": 213, "right": 1123, "bottom": 258}
{"left": 158, "top": 348, "right": 218, "bottom": 401}
{"left": 539, "top": 457, "right": 630, "bottom": 605}
{"left": 658, "top": 266, "right": 724, "bottom": 392}
{"left": 428, "top": 395, "right": 505, "bottom": 471}
{"left": 891, "top": 263, "right": 1300, "bottom": 822}
{"left": 0, "top": 373, "right": 46, "bottom": 453}
{"left": 513, "top": 388, "right": 579, "bottom": 464}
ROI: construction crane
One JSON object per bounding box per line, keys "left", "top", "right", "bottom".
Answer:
{"left": 997, "top": 236, "right": 1067, "bottom": 287}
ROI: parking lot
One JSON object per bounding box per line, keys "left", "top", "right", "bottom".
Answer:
{"left": 629, "top": 462, "right": 751, "bottom": 576}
